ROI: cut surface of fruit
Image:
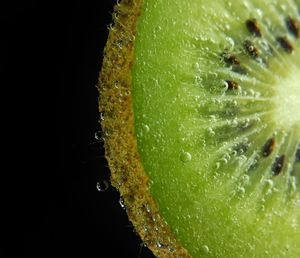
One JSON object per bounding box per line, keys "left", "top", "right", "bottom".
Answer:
{"left": 130, "top": 0, "right": 300, "bottom": 257}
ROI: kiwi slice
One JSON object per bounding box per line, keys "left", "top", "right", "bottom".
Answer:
{"left": 99, "top": 0, "right": 300, "bottom": 257}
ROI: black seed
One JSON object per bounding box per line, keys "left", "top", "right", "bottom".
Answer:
{"left": 296, "top": 145, "right": 300, "bottom": 162}
{"left": 272, "top": 155, "right": 285, "bottom": 176}
{"left": 225, "top": 80, "right": 239, "bottom": 90}
{"left": 277, "top": 36, "right": 294, "bottom": 53}
{"left": 244, "top": 40, "right": 260, "bottom": 58}
{"left": 246, "top": 18, "right": 262, "bottom": 37}
{"left": 222, "top": 53, "right": 241, "bottom": 65}
{"left": 262, "top": 137, "right": 275, "bottom": 157}
{"left": 286, "top": 17, "right": 299, "bottom": 38}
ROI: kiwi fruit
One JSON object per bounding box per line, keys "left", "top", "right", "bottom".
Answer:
{"left": 99, "top": 0, "right": 300, "bottom": 257}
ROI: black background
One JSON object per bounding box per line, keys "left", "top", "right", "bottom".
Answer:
{"left": 2, "top": 1, "right": 154, "bottom": 257}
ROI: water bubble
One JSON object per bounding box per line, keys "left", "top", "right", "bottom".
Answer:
{"left": 231, "top": 117, "right": 238, "bottom": 127}
{"left": 194, "top": 75, "right": 203, "bottom": 85}
{"left": 145, "top": 204, "right": 152, "bottom": 213}
{"left": 280, "top": 4, "right": 287, "bottom": 11}
{"left": 100, "top": 112, "right": 105, "bottom": 121}
{"left": 222, "top": 157, "right": 228, "bottom": 164}
{"left": 142, "top": 124, "right": 150, "bottom": 133}
{"left": 207, "top": 127, "right": 215, "bottom": 136}
{"left": 248, "top": 89, "right": 255, "bottom": 96}
{"left": 180, "top": 151, "right": 192, "bottom": 163}
{"left": 232, "top": 100, "right": 238, "bottom": 106}
{"left": 238, "top": 155, "right": 247, "bottom": 164}
{"left": 114, "top": 80, "right": 119, "bottom": 88}
{"left": 225, "top": 24, "right": 231, "bottom": 30}
{"left": 222, "top": 80, "right": 229, "bottom": 91}
{"left": 96, "top": 180, "right": 109, "bottom": 192}
{"left": 194, "top": 62, "right": 200, "bottom": 70}
{"left": 237, "top": 186, "right": 245, "bottom": 195}
{"left": 263, "top": 179, "right": 274, "bottom": 194}
{"left": 94, "top": 131, "right": 102, "bottom": 141}
{"left": 201, "top": 245, "right": 210, "bottom": 254}
{"left": 209, "top": 115, "right": 217, "bottom": 122}
{"left": 224, "top": 36, "right": 235, "bottom": 51}
{"left": 241, "top": 174, "right": 250, "bottom": 184}
{"left": 289, "top": 176, "right": 297, "bottom": 192}
{"left": 156, "top": 241, "right": 166, "bottom": 249}
{"left": 119, "top": 198, "right": 126, "bottom": 209}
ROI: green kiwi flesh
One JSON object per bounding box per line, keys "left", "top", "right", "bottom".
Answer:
{"left": 101, "top": 0, "right": 300, "bottom": 257}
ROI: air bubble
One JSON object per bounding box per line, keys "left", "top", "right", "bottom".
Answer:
{"left": 201, "top": 245, "right": 210, "bottom": 254}
{"left": 231, "top": 118, "right": 238, "bottom": 127}
{"left": 194, "top": 75, "right": 203, "bottom": 85}
{"left": 255, "top": 8, "right": 263, "bottom": 18}
{"left": 143, "top": 225, "right": 148, "bottom": 232}
{"left": 225, "top": 24, "right": 231, "bottom": 30}
{"left": 263, "top": 179, "right": 274, "bottom": 194}
{"left": 238, "top": 155, "right": 247, "bottom": 164}
{"left": 119, "top": 198, "right": 126, "bottom": 209}
{"left": 142, "top": 124, "right": 150, "bottom": 133}
{"left": 209, "top": 115, "right": 217, "bottom": 122}
{"left": 180, "top": 151, "right": 192, "bottom": 163}
{"left": 249, "top": 89, "right": 255, "bottom": 96}
{"left": 96, "top": 180, "right": 109, "bottom": 192}
{"left": 222, "top": 80, "right": 229, "bottom": 91}
{"left": 225, "top": 37, "right": 235, "bottom": 51}
{"left": 94, "top": 131, "right": 102, "bottom": 141}
{"left": 145, "top": 204, "right": 152, "bottom": 213}
{"left": 156, "top": 241, "right": 166, "bottom": 249}
{"left": 100, "top": 112, "right": 105, "bottom": 121}
{"left": 237, "top": 186, "right": 245, "bottom": 194}
{"left": 222, "top": 158, "right": 228, "bottom": 164}
{"left": 207, "top": 127, "right": 215, "bottom": 136}
{"left": 289, "top": 176, "right": 297, "bottom": 192}
{"left": 241, "top": 174, "right": 250, "bottom": 184}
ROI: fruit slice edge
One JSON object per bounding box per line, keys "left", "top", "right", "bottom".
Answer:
{"left": 98, "top": 0, "right": 190, "bottom": 257}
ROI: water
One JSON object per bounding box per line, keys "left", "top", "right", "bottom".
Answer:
{"left": 201, "top": 245, "right": 210, "bottom": 254}
{"left": 96, "top": 180, "right": 109, "bottom": 192}
{"left": 180, "top": 151, "right": 192, "bottom": 163}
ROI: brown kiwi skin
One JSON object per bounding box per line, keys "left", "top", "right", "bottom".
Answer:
{"left": 98, "top": 0, "right": 190, "bottom": 257}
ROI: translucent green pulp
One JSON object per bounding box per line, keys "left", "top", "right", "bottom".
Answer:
{"left": 132, "top": 0, "right": 300, "bottom": 257}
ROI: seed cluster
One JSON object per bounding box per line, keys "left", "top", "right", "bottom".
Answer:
{"left": 220, "top": 16, "right": 300, "bottom": 177}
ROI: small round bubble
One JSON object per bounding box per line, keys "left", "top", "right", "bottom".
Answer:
{"left": 180, "top": 151, "right": 192, "bottom": 163}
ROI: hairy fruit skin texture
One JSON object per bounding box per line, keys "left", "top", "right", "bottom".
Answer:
{"left": 99, "top": 0, "right": 190, "bottom": 257}
{"left": 100, "top": 0, "right": 300, "bottom": 257}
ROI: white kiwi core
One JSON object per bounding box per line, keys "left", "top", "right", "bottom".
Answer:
{"left": 275, "top": 67, "right": 300, "bottom": 127}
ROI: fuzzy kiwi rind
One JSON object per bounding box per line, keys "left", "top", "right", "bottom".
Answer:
{"left": 98, "top": 0, "right": 190, "bottom": 257}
